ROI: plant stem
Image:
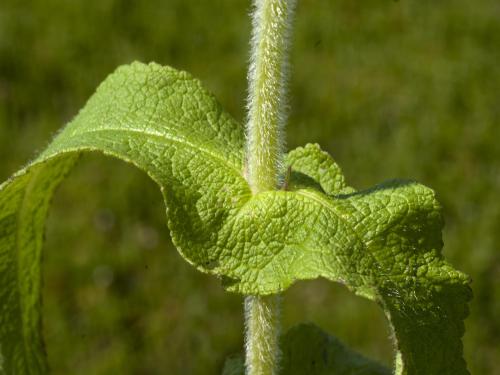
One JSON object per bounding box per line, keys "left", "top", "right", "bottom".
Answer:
{"left": 244, "top": 295, "right": 282, "bottom": 375}
{"left": 244, "top": 0, "right": 296, "bottom": 375}
{"left": 245, "top": 0, "right": 296, "bottom": 193}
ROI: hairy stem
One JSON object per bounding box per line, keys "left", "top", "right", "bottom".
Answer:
{"left": 244, "top": 0, "right": 296, "bottom": 375}
{"left": 245, "top": 0, "right": 296, "bottom": 193}
{"left": 244, "top": 296, "right": 282, "bottom": 375}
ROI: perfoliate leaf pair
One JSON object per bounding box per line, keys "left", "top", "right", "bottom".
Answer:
{"left": 0, "top": 63, "right": 471, "bottom": 374}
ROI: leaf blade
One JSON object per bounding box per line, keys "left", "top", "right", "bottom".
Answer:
{"left": 0, "top": 62, "right": 247, "bottom": 374}
{"left": 0, "top": 63, "right": 470, "bottom": 375}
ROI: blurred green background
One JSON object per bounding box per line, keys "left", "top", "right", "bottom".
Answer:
{"left": 0, "top": 0, "right": 498, "bottom": 374}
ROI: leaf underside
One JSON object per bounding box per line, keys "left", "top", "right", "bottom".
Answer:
{"left": 0, "top": 62, "right": 471, "bottom": 374}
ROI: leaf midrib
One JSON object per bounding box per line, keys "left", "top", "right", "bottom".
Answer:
{"left": 48, "top": 127, "right": 244, "bottom": 176}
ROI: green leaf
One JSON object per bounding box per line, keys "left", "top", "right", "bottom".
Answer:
{"left": 222, "top": 323, "right": 391, "bottom": 375}
{"left": 0, "top": 62, "right": 247, "bottom": 374}
{"left": 283, "top": 145, "right": 472, "bottom": 375}
{"left": 0, "top": 62, "right": 470, "bottom": 374}
{"left": 285, "top": 143, "right": 353, "bottom": 195}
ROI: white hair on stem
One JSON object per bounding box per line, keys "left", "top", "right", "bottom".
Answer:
{"left": 243, "top": 1, "right": 297, "bottom": 374}
{"left": 244, "top": 295, "right": 282, "bottom": 375}
{"left": 245, "top": 0, "right": 297, "bottom": 193}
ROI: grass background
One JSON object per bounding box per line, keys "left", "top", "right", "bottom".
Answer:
{"left": 0, "top": 0, "right": 499, "bottom": 373}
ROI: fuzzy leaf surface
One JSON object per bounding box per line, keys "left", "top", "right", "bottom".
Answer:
{"left": 0, "top": 63, "right": 470, "bottom": 374}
